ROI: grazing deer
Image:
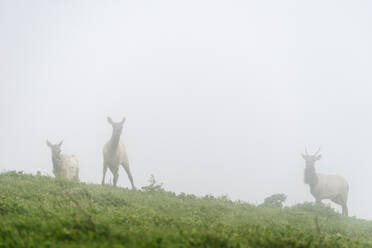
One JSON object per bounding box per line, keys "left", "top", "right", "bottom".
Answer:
{"left": 301, "top": 148, "right": 349, "bottom": 216}
{"left": 46, "top": 140, "right": 79, "bottom": 180}
{"left": 102, "top": 117, "right": 135, "bottom": 189}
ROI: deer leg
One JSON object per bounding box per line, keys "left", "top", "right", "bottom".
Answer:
{"left": 101, "top": 163, "right": 108, "bottom": 185}
{"left": 338, "top": 195, "right": 348, "bottom": 217}
{"left": 122, "top": 163, "right": 135, "bottom": 189}
{"left": 113, "top": 170, "right": 119, "bottom": 187}
{"left": 331, "top": 195, "right": 348, "bottom": 216}
{"left": 342, "top": 204, "right": 348, "bottom": 217}
{"left": 75, "top": 168, "right": 79, "bottom": 181}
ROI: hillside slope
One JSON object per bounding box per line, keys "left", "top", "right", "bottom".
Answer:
{"left": 0, "top": 171, "right": 372, "bottom": 248}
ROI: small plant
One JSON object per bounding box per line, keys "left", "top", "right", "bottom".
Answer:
{"left": 260, "top": 193, "right": 287, "bottom": 208}
{"left": 141, "top": 174, "right": 164, "bottom": 193}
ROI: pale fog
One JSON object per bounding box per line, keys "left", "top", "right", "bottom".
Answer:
{"left": 1, "top": 0, "right": 371, "bottom": 218}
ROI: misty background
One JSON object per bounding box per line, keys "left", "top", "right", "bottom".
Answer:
{"left": 1, "top": 0, "right": 372, "bottom": 219}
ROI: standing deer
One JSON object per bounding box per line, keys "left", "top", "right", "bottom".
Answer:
{"left": 46, "top": 140, "right": 79, "bottom": 180}
{"left": 102, "top": 117, "right": 135, "bottom": 189}
{"left": 301, "top": 148, "right": 349, "bottom": 216}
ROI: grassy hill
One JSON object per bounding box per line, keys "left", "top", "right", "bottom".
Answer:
{"left": 0, "top": 171, "right": 372, "bottom": 247}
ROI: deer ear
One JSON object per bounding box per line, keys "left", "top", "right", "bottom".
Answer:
{"left": 46, "top": 140, "right": 52, "bottom": 147}
{"left": 107, "top": 117, "right": 114, "bottom": 124}
{"left": 58, "top": 140, "right": 63, "bottom": 147}
{"left": 120, "top": 117, "right": 126, "bottom": 124}
{"left": 316, "top": 154, "right": 322, "bottom": 160}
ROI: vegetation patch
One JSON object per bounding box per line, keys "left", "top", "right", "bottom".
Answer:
{"left": 0, "top": 171, "right": 371, "bottom": 247}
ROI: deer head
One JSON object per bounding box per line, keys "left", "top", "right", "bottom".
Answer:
{"left": 46, "top": 140, "right": 63, "bottom": 158}
{"left": 107, "top": 117, "right": 126, "bottom": 136}
{"left": 301, "top": 147, "right": 321, "bottom": 185}
{"left": 301, "top": 147, "right": 322, "bottom": 167}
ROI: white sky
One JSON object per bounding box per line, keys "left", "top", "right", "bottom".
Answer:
{"left": 1, "top": 0, "right": 372, "bottom": 219}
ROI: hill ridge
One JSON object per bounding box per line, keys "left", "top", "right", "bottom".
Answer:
{"left": 0, "top": 171, "right": 372, "bottom": 247}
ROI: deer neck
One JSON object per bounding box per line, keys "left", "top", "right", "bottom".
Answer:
{"left": 304, "top": 165, "right": 318, "bottom": 188}
{"left": 109, "top": 131, "right": 121, "bottom": 151}
{"left": 51, "top": 153, "right": 61, "bottom": 172}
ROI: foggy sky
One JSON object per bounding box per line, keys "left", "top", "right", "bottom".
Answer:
{"left": 1, "top": 0, "right": 372, "bottom": 219}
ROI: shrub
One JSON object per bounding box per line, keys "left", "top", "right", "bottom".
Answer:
{"left": 290, "top": 201, "right": 339, "bottom": 217}
{"left": 260, "top": 193, "right": 287, "bottom": 208}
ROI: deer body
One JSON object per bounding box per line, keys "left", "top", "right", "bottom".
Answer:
{"left": 47, "top": 140, "right": 79, "bottom": 180}
{"left": 302, "top": 148, "right": 349, "bottom": 216}
{"left": 102, "top": 117, "right": 135, "bottom": 189}
{"left": 309, "top": 173, "right": 348, "bottom": 201}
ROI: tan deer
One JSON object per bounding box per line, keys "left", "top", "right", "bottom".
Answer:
{"left": 102, "top": 117, "right": 135, "bottom": 189}
{"left": 46, "top": 140, "right": 79, "bottom": 180}
{"left": 301, "top": 148, "right": 349, "bottom": 216}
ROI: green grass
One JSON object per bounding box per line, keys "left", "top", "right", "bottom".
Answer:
{"left": 0, "top": 171, "right": 372, "bottom": 247}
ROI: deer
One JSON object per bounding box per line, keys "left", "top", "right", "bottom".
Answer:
{"left": 301, "top": 148, "right": 349, "bottom": 216}
{"left": 46, "top": 140, "right": 79, "bottom": 180}
{"left": 102, "top": 117, "right": 135, "bottom": 189}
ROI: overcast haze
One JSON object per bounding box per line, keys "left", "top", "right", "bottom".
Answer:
{"left": 1, "top": 0, "right": 372, "bottom": 219}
